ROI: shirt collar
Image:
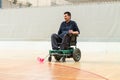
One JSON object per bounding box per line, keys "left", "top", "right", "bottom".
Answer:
{"left": 65, "top": 20, "right": 71, "bottom": 24}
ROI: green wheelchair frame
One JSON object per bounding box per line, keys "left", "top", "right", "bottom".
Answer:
{"left": 48, "top": 34, "right": 81, "bottom": 62}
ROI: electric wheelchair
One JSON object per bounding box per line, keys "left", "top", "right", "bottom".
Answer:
{"left": 48, "top": 34, "right": 81, "bottom": 62}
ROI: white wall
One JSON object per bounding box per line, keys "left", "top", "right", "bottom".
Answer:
{"left": 18, "top": 0, "right": 51, "bottom": 6}
{"left": 0, "top": 2, "right": 120, "bottom": 41}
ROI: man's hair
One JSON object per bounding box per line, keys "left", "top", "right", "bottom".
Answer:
{"left": 64, "top": 11, "right": 71, "bottom": 16}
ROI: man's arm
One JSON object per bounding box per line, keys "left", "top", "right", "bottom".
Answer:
{"left": 58, "top": 22, "right": 63, "bottom": 35}
{"left": 58, "top": 26, "right": 61, "bottom": 35}
{"left": 69, "top": 30, "right": 80, "bottom": 35}
{"left": 69, "top": 21, "right": 80, "bottom": 35}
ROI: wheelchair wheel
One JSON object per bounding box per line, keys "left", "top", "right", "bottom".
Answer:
{"left": 73, "top": 48, "right": 81, "bottom": 62}
{"left": 54, "top": 55, "right": 61, "bottom": 61}
{"left": 48, "top": 56, "right": 52, "bottom": 62}
{"left": 62, "top": 56, "right": 66, "bottom": 62}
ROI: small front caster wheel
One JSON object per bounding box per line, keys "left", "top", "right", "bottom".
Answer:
{"left": 62, "top": 57, "right": 66, "bottom": 62}
{"left": 48, "top": 56, "right": 52, "bottom": 62}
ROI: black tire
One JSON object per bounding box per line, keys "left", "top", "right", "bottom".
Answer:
{"left": 54, "top": 55, "right": 61, "bottom": 61}
{"left": 48, "top": 56, "right": 52, "bottom": 62}
{"left": 73, "top": 48, "right": 81, "bottom": 62}
{"left": 62, "top": 56, "right": 66, "bottom": 62}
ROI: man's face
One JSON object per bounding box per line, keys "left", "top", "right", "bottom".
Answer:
{"left": 64, "top": 14, "right": 71, "bottom": 22}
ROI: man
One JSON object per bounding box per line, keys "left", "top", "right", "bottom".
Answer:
{"left": 51, "top": 11, "right": 80, "bottom": 50}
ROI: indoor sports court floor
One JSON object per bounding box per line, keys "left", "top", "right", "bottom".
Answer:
{"left": 0, "top": 41, "right": 119, "bottom": 80}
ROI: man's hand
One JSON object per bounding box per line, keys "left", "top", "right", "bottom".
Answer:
{"left": 68, "top": 30, "right": 73, "bottom": 34}
{"left": 69, "top": 30, "right": 80, "bottom": 35}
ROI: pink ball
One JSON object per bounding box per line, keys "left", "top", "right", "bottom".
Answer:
{"left": 37, "top": 57, "right": 44, "bottom": 63}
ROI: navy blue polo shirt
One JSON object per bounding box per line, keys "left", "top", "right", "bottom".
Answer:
{"left": 58, "top": 20, "right": 80, "bottom": 39}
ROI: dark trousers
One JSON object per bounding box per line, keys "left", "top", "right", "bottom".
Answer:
{"left": 51, "top": 33, "right": 70, "bottom": 50}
